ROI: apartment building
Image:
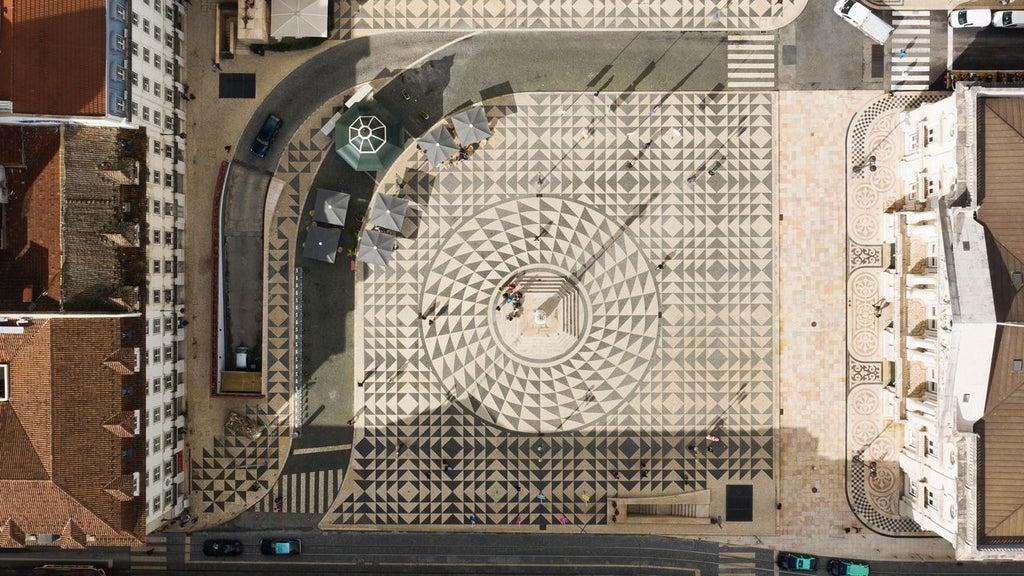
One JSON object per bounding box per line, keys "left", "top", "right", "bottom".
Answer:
{"left": 0, "top": 0, "right": 189, "bottom": 537}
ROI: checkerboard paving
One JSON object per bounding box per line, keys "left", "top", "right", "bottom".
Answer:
{"left": 322, "top": 92, "right": 778, "bottom": 526}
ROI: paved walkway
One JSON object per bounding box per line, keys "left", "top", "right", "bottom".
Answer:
{"left": 332, "top": 0, "right": 808, "bottom": 35}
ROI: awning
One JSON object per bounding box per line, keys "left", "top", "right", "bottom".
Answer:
{"left": 313, "top": 188, "right": 350, "bottom": 227}
{"left": 357, "top": 229, "right": 396, "bottom": 266}
{"left": 418, "top": 125, "right": 459, "bottom": 167}
{"left": 334, "top": 101, "right": 405, "bottom": 172}
{"left": 451, "top": 107, "right": 491, "bottom": 145}
{"left": 303, "top": 225, "right": 341, "bottom": 263}
{"left": 369, "top": 193, "right": 409, "bottom": 233}
{"left": 270, "top": 0, "right": 329, "bottom": 39}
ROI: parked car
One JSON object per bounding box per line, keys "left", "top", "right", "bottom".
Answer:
{"left": 777, "top": 551, "right": 818, "bottom": 571}
{"left": 250, "top": 114, "right": 282, "bottom": 158}
{"left": 202, "top": 539, "right": 243, "bottom": 556}
{"left": 827, "top": 558, "right": 870, "bottom": 576}
{"left": 949, "top": 9, "right": 991, "bottom": 28}
{"left": 993, "top": 11, "right": 1024, "bottom": 28}
{"left": 261, "top": 538, "right": 301, "bottom": 556}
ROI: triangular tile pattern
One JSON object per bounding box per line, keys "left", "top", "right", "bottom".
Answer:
{"left": 190, "top": 106, "right": 339, "bottom": 515}
{"left": 315, "top": 92, "right": 777, "bottom": 526}
{"left": 331, "top": 0, "right": 802, "bottom": 35}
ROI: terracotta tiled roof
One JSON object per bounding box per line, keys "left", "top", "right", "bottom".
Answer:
{"left": 0, "top": 0, "right": 109, "bottom": 116}
{"left": 0, "top": 518, "right": 26, "bottom": 548}
{"left": 0, "top": 124, "right": 145, "bottom": 313}
{"left": 0, "top": 317, "right": 146, "bottom": 548}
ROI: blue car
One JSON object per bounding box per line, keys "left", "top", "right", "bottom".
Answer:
{"left": 250, "top": 114, "right": 282, "bottom": 158}
{"left": 260, "top": 538, "right": 300, "bottom": 556}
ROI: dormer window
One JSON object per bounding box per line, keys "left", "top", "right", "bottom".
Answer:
{"left": 0, "top": 364, "right": 8, "bottom": 401}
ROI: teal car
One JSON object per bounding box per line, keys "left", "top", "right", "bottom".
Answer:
{"left": 828, "top": 559, "right": 870, "bottom": 576}
{"left": 777, "top": 552, "right": 818, "bottom": 571}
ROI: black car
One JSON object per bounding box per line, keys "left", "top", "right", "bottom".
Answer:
{"left": 202, "top": 539, "right": 243, "bottom": 556}
{"left": 260, "top": 538, "right": 301, "bottom": 556}
{"left": 250, "top": 114, "right": 282, "bottom": 158}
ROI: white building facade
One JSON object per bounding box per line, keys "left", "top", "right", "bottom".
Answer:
{"left": 127, "top": 0, "right": 190, "bottom": 534}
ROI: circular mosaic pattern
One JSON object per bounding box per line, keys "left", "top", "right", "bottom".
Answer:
{"left": 852, "top": 419, "right": 879, "bottom": 445}
{"left": 851, "top": 213, "right": 879, "bottom": 243}
{"left": 852, "top": 330, "right": 878, "bottom": 357}
{"left": 850, "top": 387, "right": 879, "bottom": 415}
{"left": 868, "top": 436, "right": 895, "bottom": 461}
{"left": 852, "top": 184, "right": 879, "bottom": 209}
{"left": 420, "top": 197, "right": 660, "bottom": 433}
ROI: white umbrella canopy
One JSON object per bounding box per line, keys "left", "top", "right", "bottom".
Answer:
{"left": 417, "top": 125, "right": 459, "bottom": 167}
{"left": 271, "top": 0, "right": 329, "bottom": 39}
{"left": 451, "top": 107, "right": 492, "bottom": 145}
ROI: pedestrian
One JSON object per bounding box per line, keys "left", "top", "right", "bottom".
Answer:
{"left": 188, "top": 93, "right": 196, "bottom": 101}
{"left": 537, "top": 493, "right": 547, "bottom": 502}
{"left": 211, "top": 59, "right": 221, "bottom": 72}
{"left": 224, "top": 145, "right": 232, "bottom": 152}
{"left": 146, "top": 548, "right": 155, "bottom": 556}
{"left": 898, "top": 48, "right": 907, "bottom": 59}
{"left": 688, "top": 443, "right": 696, "bottom": 454}
{"left": 516, "top": 484, "right": 523, "bottom": 494}
{"left": 656, "top": 262, "right": 665, "bottom": 270}
{"left": 515, "top": 515, "right": 523, "bottom": 524}
{"left": 611, "top": 470, "right": 620, "bottom": 479}
{"left": 644, "top": 140, "right": 653, "bottom": 149}
{"left": 506, "top": 313, "right": 514, "bottom": 321}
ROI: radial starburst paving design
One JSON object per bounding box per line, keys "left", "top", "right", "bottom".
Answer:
{"left": 319, "top": 92, "right": 777, "bottom": 527}
{"left": 422, "top": 197, "right": 660, "bottom": 434}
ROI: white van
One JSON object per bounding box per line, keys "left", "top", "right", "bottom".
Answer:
{"left": 834, "top": 0, "right": 894, "bottom": 44}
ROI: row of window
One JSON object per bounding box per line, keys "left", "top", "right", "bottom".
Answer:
{"left": 151, "top": 288, "right": 179, "bottom": 305}
{"left": 133, "top": 101, "right": 176, "bottom": 129}
{"left": 150, "top": 430, "right": 176, "bottom": 455}
{"left": 149, "top": 401, "right": 177, "bottom": 423}
{"left": 150, "top": 457, "right": 176, "bottom": 485}
{"left": 150, "top": 372, "right": 183, "bottom": 394}
{"left": 152, "top": 489, "right": 175, "bottom": 514}
{"left": 150, "top": 345, "right": 178, "bottom": 365}
{"left": 151, "top": 168, "right": 177, "bottom": 189}
{"left": 152, "top": 229, "right": 178, "bottom": 247}
{"left": 153, "top": 139, "right": 181, "bottom": 161}
{"left": 153, "top": 200, "right": 177, "bottom": 216}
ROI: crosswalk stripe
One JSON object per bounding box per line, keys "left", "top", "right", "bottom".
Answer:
{"left": 255, "top": 468, "right": 343, "bottom": 514}
{"left": 727, "top": 34, "right": 775, "bottom": 89}
{"left": 889, "top": 10, "right": 935, "bottom": 91}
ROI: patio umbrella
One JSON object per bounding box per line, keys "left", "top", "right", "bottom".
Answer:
{"left": 334, "top": 101, "right": 405, "bottom": 172}
{"left": 418, "top": 125, "right": 459, "bottom": 167}
{"left": 313, "top": 188, "right": 350, "bottom": 227}
{"left": 369, "top": 193, "right": 409, "bottom": 233}
{"left": 451, "top": 107, "right": 491, "bottom": 145}
{"left": 270, "top": 0, "right": 329, "bottom": 39}
{"left": 357, "top": 229, "right": 396, "bottom": 266}
{"left": 303, "top": 225, "right": 341, "bottom": 263}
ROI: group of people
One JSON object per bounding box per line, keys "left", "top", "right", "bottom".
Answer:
{"left": 496, "top": 282, "right": 524, "bottom": 321}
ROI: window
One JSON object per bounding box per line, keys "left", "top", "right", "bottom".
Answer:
{"left": 115, "top": 3, "right": 126, "bottom": 21}
{"left": 151, "top": 348, "right": 159, "bottom": 364}
{"left": 153, "top": 200, "right": 161, "bottom": 214}
{"left": 153, "top": 466, "right": 161, "bottom": 483}
{"left": 165, "top": 116, "right": 174, "bottom": 130}
{"left": 132, "top": 102, "right": 139, "bottom": 116}
{"left": 165, "top": 61, "right": 174, "bottom": 76}
{"left": 164, "top": 173, "right": 173, "bottom": 187}
{"left": 152, "top": 318, "right": 161, "bottom": 333}
{"left": 132, "top": 11, "right": 139, "bottom": 25}
{"left": 143, "top": 47, "right": 150, "bottom": 63}
{"left": 132, "top": 71, "right": 138, "bottom": 86}
{"left": 153, "top": 170, "right": 161, "bottom": 184}
{"left": 115, "top": 97, "right": 126, "bottom": 113}
{"left": 152, "top": 140, "right": 161, "bottom": 154}
{"left": 154, "top": 26, "right": 161, "bottom": 42}
{"left": 0, "top": 364, "right": 8, "bottom": 402}
{"left": 154, "top": 55, "right": 161, "bottom": 69}
{"left": 163, "top": 460, "right": 173, "bottom": 477}
{"left": 926, "top": 436, "right": 937, "bottom": 458}
{"left": 164, "top": 146, "right": 173, "bottom": 159}
{"left": 927, "top": 243, "right": 938, "bottom": 269}
{"left": 163, "top": 374, "right": 173, "bottom": 391}
{"left": 132, "top": 41, "right": 138, "bottom": 56}
{"left": 164, "top": 316, "right": 173, "bottom": 332}
{"left": 164, "top": 202, "right": 173, "bottom": 216}
{"left": 165, "top": 6, "right": 174, "bottom": 20}
{"left": 152, "top": 437, "right": 161, "bottom": 453}
{"left": 143, "top": 19, "right": 150, "bottom": 34}
{"left": 155, "top": 0, "right": 162, "bottom": 10}
{"left": 154, "top": 83, "right": 161, "bottom": 99}
{"left": 163, "top": 346, "right": 172, "bottom": 362}
{"left": 153, "top": 260, "right": 161, "bottom": 274}
{"left": 1014, "top": 359, "right": 1023, "bottom": 372}
{"left": 143, "top": 77, "right": 150, "bottom": 93}
{"left": 907, "top": 478, "right": 917, "bottom": 498}
{"left": 165, "top": 231, "right": 174, "bottom": 246}
{"left": 115, "top": 35, "right": 126, "bottom": 50}
{"left": 152, "top": 497, "right": 161, "bottom": 513}
{"left": 166, "top": 34, "right": 175, "bottom": 49}
{"left": 154, "top": 111, "right": 161, "bottom": 125}
{"left": 152, "top": 408, "right": 161, "bottom": 423}
{"left": 164, "top": 431, "right": 173, "bottom": 447}
{"left": 153, "top": 289, "right": 160, "bottom": 303}
{"left": 925, "top": 488, "right": 937, "bottom": 509}
{"left": 163, "top": 289, "right": 173, "bottom": 304}
{"left": 163, "top": 491, "right": 173, "bottom": 507}
{"left": 142, "top": 107, "right": 150, "bottom": 122}
{"left": 153, "top": 378, "right": 161, "bottom": 393}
